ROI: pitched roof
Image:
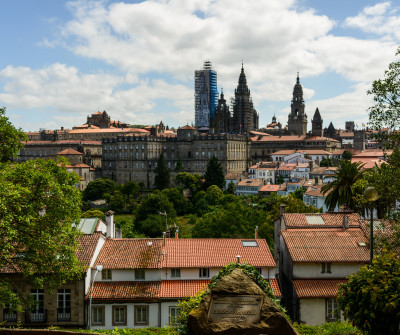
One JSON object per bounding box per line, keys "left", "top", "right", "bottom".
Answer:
{"left": 282, "top": 213, "right": 361, "bottom": 228}
{"left": 57, "top": 148, "right": 82, "bottom": 155}
{"left": 293, "top": 279, "right": 347, "bottom": 298}
{"left": 163, "top": 239, "right": 275, "bottom": 268}
{"left": 160, "top": 280, "right": 210, "bottom": 298}
{"left": 86, "top": 281, "right": 160, "bottom": 301}
{"left": 259, "top": 184, "right": 280, "bottom": 192}
{"left": 237, "top": 179, "right": 264, "bottom": 187}
{"left": 94, "top": 239, "right": 163, "bottom": 269}
{"left": 68, "top": 128, "right": 149, "bottom": 134}
{"left": 180, "top": 125, "right": 195, "bottom": 130}
{"left": 268, "top": 278, "right": 281, "bottom": 297}
{"left": 76, "top": 232, "right": 104, "bottom": 268}
{"left": 281, "top": 229, "right": 369, "bottom": 262}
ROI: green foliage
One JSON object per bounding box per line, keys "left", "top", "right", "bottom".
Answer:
{"left": 162, "top": 187, "right": 188, "bottom": 216}
{"left": 174, "top": 155, "right": 183, "bottom": 172}
{"left": 226, "top": 181, "right": 236, "bottom": 194}
{"left": 203, "top": 156, "right": 225, "bottom": 190}
{"left": 291, "top": 187, "right": 306, "bottom": 201}
{"left": 121, "top": 181, "right": 139, "bottom": 200}
{"left": 81, "top": 209, "right": 106, "bottom": 221}
{"left": 134, "top": 191, "right": 176, "bottom": 237}
{"left": 175, "top": 172, "right": 203, "bottom": 195}
{"left": 176, "top": 262, "right": 287, "bottom": 334}
{"left": 320, "top": 157, "right": 334, "bottom": 167}
{"left": 321, "top": 160, "right": 364, "bottom": 211}
{"left": 109, "top": 190, "right": 126, "bottom": 214}
{"left": 0, "top": 107, "right": 28, "bottom": 163}
{"left": 83, "top": 177, "right": 117, "bottom": 201}
{"left": 337, "top": 252, "right": 400, "bottom": 335}
{"left": 154, "top": 153, "right": 170, "bottom": 190}
{"left": 67, "top": 327, "right": 178, "bottom": 334}
{"left": 0, "top": 158, "right": 84, "bottom": 308}
{"left": 293, "top": 322, "right": 361, "bottom": 335}
{"left": 277, "top": 175, "right": 285, "bottom": 184}
{"left": 342, "top": 150, "right": 353, "bottom": 160}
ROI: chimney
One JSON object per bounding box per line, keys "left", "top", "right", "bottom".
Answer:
{"left": 116, "top": 227, "right": 122, "bottom": 238}
{"left": 280, "top": 204, "right": 286, "bottom": 216}
{"left": 343, "top": 215, "right": 349, "bottom": 229}
{"left": 236, "top": 255, "right": 241, "bottom": 264}
{"left": 105, "top": 211, "right": 115, "bottom": 238}
{"left": 255, "top": 226, "right": 258, "bottom": 239}
{"left": 175, "top": 229, "right": 179, "bottom": 239}
{"left": 163, "top": 232, "right": 166, "bottom": 246}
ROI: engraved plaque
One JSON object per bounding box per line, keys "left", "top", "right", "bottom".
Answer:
{"left": 207, "top": 295, "right": 263, "bottom": 324}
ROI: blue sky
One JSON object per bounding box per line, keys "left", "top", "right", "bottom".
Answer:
{"left": 1, "top": 0, "right": 399, "bottom": 132}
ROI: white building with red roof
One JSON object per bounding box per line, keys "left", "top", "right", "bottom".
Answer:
{"left": 87, "top": 236, "right": 278, "bottom": 329}
{"left": 274, "top": 211, "right": 369, "bottom": 325}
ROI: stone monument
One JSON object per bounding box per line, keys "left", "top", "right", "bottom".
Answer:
{"left": 187, "top": 268, "right": 298, "bottom": 334}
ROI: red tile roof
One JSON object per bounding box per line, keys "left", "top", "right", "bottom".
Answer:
{"left": 86, "top": 281, "right": 160, "bottom": 301}
{"left": 160, "top": 280, "right": 210, "bottom": 298}
{"left": 268, "top": 278, "right": 281, "bottom": 297}
{"left": 57, "top": 148, "right": 83, "bottom": 155}
{"left": 76, "top": 233, "right": 104, "bottom": 268}
{"left": 281, "top": 229, "right": 369, "bottom": 262}
{"left": 237, "top": 179, "right": 264, "bottom": 187}
{"left": 162, "top": 239, "right": 275, "bottom": 268}
{"left": 293, "top": 279, "right": 347, "bottom": 298}
{"left": 282, "top": 213, "right": 361, "bottom": 227}
{"left": 180, "top": 125, "right": 195, "bottom": 130}
{"left": 259, "top": 184, "right": 280, "bottom": 192}
{"left": 94, "top": 239, "right": 163, "bottom": 269}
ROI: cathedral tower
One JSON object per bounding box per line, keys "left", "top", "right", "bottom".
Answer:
{"left": 232, "top": 64, "right": 258, "bottom": 133}
{"left": 210, "top": 90, "right": 231, "bottom": 133}
{"left": 287, "top": 73, "right": 307, "bottom": 135}
{"left": 311, "top": 107, "right": 323, "bottom": 137}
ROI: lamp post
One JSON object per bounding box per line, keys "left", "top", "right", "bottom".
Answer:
{"left": 364, "top": 186, "right": 379, "bottom": 265}
{"left": 159, "top": 210, "right": 168, "bottom": 232}
{"left": 88, "top": 265, "right": 103, "bottom": 330}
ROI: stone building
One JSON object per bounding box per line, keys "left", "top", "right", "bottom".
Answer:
{"left": 288, "top": 74, "right": 307, "bottom": 136}
{"left": 311, "top": 108, "right": 323, "bottom": 137}
{"left": 209, "top": 90, "right": 231, "bottom": 133}
{"left": 102, "top": 126, "right": 250, "bottom": 187}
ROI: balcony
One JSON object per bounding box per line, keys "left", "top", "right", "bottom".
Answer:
{"left": 25, "top": 310, "right": 47, "bottom": 323}
{"left": 3, "top": 311, "right": 17, "bottom": 323}
{"left": 57, "top": 308, "right": 71, "bottom": 322}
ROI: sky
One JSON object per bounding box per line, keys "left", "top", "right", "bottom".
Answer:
{"left": 1, "top": 0, "right": 399, "bottom": 132}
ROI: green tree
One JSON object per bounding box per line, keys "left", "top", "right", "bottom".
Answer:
{"left": 175, "top": 172, "right": 203, "bottom": 195}
{"left": 320, "top": 157, "right": 334, "bottom": 167}
{"left": 138, "top": 181, "right": 145, "bottom": 195}
{"left": 162, "top": 187, "right": 188, "bottom": 216}
{"left": 175, "top": 155, "right": 183, "bottom": 172}
{"left": 0, "top": 107, "right": 27, "bottom": 163}
{"left": 121, "top": 181, "right": 138, "bottom": 200}
{"left": 321, "top": 160, "right": 365, "bottom": 211}
{"left": 226, "top": 181, "right": 236, "bottom": 194}
{"left": 337, "top": 252, "right": 400, "bottom": 335}
{"left": 109, "top": 190, "right": 125, "bottom": 214}
{"left": 81, "top": 209, "right": 105, "bottom": 220}
{"left": 83, "top": 177, "right": 117, "bottom": 201}
{"left": 0, "top": 158, "right": 83, "bottom": 308}
{"left": 154, "top": 153, "right": 170, "bottom": 190}
{"left": 134, "top": 191, "right": 176, "bottom": 237}
{"left": 204, "top": 156, "right": 225, "bottom": 190}
{"left": 342, "top": 150, "right": 353, "bottom": 160}
{"left": 291, "top": 188, "right": 306, "bottom": 201}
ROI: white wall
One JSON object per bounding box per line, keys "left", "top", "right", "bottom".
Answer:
{"left": 299, "top": 299, "right": 326, "bottom": 326}
{"left": 293, "top": 263, "right": 364, "bottom": 279}
{"left": 161, "top": 301, "right": 179, "bottom": 326}
{"left": 95, "top": 269, "right": 162, "bottom": 282}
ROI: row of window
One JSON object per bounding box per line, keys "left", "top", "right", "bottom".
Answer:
{"left": 92, "top": 305, "right": 179, "bottom": 326}
{"left": 101, "top": 268, "right": 211, "bottom": 280}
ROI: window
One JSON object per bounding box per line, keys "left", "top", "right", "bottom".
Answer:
{"left": 135, "top": 306, "right": 149, "bottom": 325}
{"left": 3, "top": 303, "right": 17, "bottom": 322}
{"left": 135, "top": 269, "right": 145, "bottom": 280}
{"left": 321, "top": 263, "right": 332, "bottom": 274}
{"left": 242, "top": 240, "right": 258, "bottom": 247}
{"left": 199, "top": 268, "right": 210, "bottom": 278}
{"left": 102, "top": 269, "right": 112, "bottom": 280}
{"left": 112, "top": 306, "right": 127, "bottom": 326}
{"left": 169, "top": 306, "right": 180, "bottom": 325}
{"left": 30, "top": 289, "right": 45, "bottom": 322}
{"left": 57, "top": 289, "right": 71, "bottom": 321}
{"left": 326, "top": 298, "right": 339, "bottom": 321}
{"left": 171, "top": 268, "right": 181, "bottom": 278}
{"left": 92, "top": 306, "right": 105, "bottom": 326}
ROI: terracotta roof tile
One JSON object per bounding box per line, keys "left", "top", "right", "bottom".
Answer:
{"left": 86, "top": 281, "right": 160, "bottom": 301}
{"left": 163, "top": 239, "right": 275, "bottom": 268}
{"left": 237, "top": 179, "right": 264, "bottom": 187}
{"left": 160, "top": 280, "right": 210, "bottom": 298}
{"left": 268, "top": 278, "right": 281, "bottom": 297}
{"left": 259, "top": 185, "right": 280, "bottom": 192}
{"left": 282, "top": 229, "right": 369, "bottom": 262}
{"left": 76, "top": 233, "right": 104, "bottom": 268}
{"left": 283, "top": 213, "right": 361, "bottom": 227}
{"left": 57, "top": 148, "right": 82, "bottom": 155}
{"left": 94, "top": 239, "right": 163, "bottom": 269}
{"left": 180, "top": 125, "right": 195, "bottom": 130}
{"left": 293, "top": 279, "right": 347, "bottom": 298}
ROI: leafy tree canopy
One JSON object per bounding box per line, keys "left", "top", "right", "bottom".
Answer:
{"left": 337, "top": 252, "right": 400, "bottom": 335}
{"left": 203, "top": 156, "right": 225, "bottom": 190}
{"left": 320, "top": 157, "right": 334, "bottom": 167}
{"left": 0, "top": 107, "right": 27, "bottom": 163}
{"left": 82, "top": 177, "right": 117, "bottom": 201}
{"left": 162, "top": 187, "right": 189, "bottom": 216}
{"left": 121, "top": 181, "right": 138, "bottom": 199}
{"left": 81, "top": 209, "right": 105, "bottom": 220}
{"left": 0, "top": 158, "right": 83, "bottom": 308}
{"left": 175, "top": 172, "right": 203, "bottom": 195}
{"left": 342, "top": 150, "right": 353, "bottom": 160}
{"left": 154, "top": 153, "right": 170, "bottom": 190}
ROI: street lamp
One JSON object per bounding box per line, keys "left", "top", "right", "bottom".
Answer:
{"left": 88, "top": 265, "right": 103, "bottom": 330}
{"left": 159, "top": 210, "right": 168, "bottom": 232}
{"left": 364, "top": 186, "right": 379, "bottom": 265}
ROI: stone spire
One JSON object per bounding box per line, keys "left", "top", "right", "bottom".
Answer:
{"left": 311, "top": 107, "right": 323, "bottom": 137}
{"left": 287, "top": 73, "right": 307, "bottom": 135}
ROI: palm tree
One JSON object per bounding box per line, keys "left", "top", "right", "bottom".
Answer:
{"left": 322, "top": 160, "right": 365, "bottom": 211}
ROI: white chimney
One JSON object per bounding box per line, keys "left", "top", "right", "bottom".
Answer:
{"left": 255, "top": 226, "right": 258, "bottom": 239}
{"left": 105, "top": 210, "right": 115, "bottom": 238}
{"left": 343, "top": 215, "right": 349, "bottom": 229}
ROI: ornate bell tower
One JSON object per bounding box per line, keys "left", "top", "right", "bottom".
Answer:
{"left": 288, "top": 73, "right": 307, "bottom": 135}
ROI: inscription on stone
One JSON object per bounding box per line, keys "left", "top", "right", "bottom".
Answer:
{"left": 207, "top": 295, "right": 263, "bottom": 324}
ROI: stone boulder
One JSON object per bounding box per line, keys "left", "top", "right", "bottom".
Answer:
{"left": 187, "top": 268, "right": 298, "bottom": 335}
